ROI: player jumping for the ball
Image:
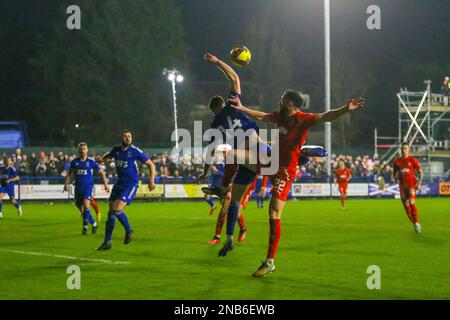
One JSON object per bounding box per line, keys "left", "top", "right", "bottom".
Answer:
{"left": 231, "top": 91, "right": 364, "bottom": 277}
{"left": 97, "top": 130, "right": 156, "bottom": 251}
{"left": 334, "top": 160, "right": 352, "bottom": 209}
{"left": 199, "top": 53, "right": 266, "bottom": 254}
{"left": 392, "top": 142, "right": 423, "bottom": 234}
{"left": 63, "top": 142, "right": 110, "bottom": 235}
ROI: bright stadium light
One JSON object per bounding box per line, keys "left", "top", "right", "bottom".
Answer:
{"left": 162, "top": 68, "right": 184, "bottom": 149}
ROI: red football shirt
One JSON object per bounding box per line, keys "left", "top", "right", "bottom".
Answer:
{"left": 268, "top": 110, "right": 318, "bottom": 169}
{"left": 335, "top": 168, "right": 351, "bottom": 184}
{"left": 393, "top": 156, "right": 421, "bottom": 188}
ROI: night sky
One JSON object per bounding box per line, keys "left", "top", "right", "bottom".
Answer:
{"left": 1, "top": 0, "right": 449, "bottom": 146}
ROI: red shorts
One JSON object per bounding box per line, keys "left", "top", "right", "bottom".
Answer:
{"left": 338, "top": 183, "right": 348, "bottom": 195}
{"left": 241, "top": 179, "right": 256, "bottom": 209}
{"left": 400, "top": 186, "right": 416, "bottom": 201}
{"left": 271, "top": 167, "right": 295, "bottom": 202}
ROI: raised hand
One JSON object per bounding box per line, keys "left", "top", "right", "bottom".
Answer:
{"left": 229, "top": 96, "right": 243, "bottom": 109}
{"left": 346, "top": 97, "right": 365, "bottom": 111}
{"left": 204, "top": 53, "right": 219, "bottom": 64}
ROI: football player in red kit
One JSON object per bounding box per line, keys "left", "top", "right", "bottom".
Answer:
{"left": 392, "top": 142, "right": 423, "bottom": 234}
{"left": 232, "top": 90, "right": 365, "bottom": 277}
{"left": 334, "top": 161, "right": 352, "bottom": 209}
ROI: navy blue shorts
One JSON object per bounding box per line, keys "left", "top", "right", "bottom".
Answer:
{"left": 109, "top": 183, "right": 138, "bottom": 205}
{"left": 232, "top": 165, "right": 256, "bottom": 185}
{"left": 0, "top": 184, "right": 15, "bottom": 199}
{"left": 74, "top": 187, "right": 93, "bottom": 207}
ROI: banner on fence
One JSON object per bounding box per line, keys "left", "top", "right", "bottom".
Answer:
{"left": 331, "top": 183, "right": 369, "bottom": 196}
{"left": 439, "top": 182, "right": 450, "bottom": 195}
{"left": 164, "top": 184, "right": 208, "bottom": 198}
{"left": 136, "top": 182, "right": 164, "bottom": 198}
{"left": 291, "top": 183, "right": 330, "bottom": 197}
{"left": 19, "top": 185, "right": 68, "bottom": 200}
{"left": 369, "top": 183, "right": 439, "bottom": 197}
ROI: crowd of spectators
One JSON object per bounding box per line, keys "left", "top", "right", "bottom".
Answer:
{"left": 1, "top": 148, "right": 396, "bottom": 183}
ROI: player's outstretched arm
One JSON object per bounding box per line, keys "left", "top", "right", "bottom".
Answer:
{"left": 204, "top": 53, "right": 240, "bottom": 94}
{"left": 145, "top": 159, "right": 156, "bottom": 191}
{"left": 229, "top": 96, "right": 271, "bottom": 122}
{"left": 312, "top": 97, "right": 365, "bottom": 125}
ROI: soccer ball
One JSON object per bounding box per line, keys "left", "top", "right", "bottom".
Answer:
{"left": 230, "top": 46, "right": 252, "bottom": 67}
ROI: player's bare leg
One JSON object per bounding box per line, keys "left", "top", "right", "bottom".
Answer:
{"left": 204, "top": 194, "right": 217, "bottom": 216}
{"left": 253, "top": 197, "right": 285, "bottom": 278}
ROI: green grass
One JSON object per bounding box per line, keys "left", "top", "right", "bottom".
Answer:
{"left": 0, "top": 198, "right": 449, "bottom": 299}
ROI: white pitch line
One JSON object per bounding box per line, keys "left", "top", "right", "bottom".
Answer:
{"left": 0, "top": 249, "right": 131, "bottom": 265}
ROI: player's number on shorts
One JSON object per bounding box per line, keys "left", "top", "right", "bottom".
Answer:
{"left": 273, "top": 178, "right": 286, "bottom": 195}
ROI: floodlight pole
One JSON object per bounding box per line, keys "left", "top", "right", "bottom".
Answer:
{"left": 163, "top": 68, "right": 182, "bottom": 149}
{"left": 170, "top": 76, "right": 179, "bottom": 150}
{"left": 324, "top": 0, "right": 332, "bottom": 178}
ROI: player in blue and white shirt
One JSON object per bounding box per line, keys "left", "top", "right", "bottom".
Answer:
{"left": 0, "top": 157, "right": 22, "bottom": 219}
{"left": 201, "top": 53, "right": 270, "bottom": 257}
{"left": 204, "top": 156, "right": 225, "bottom": 216}
{"left": 63, "top": 142, "right": 110, "bottom": 235}
{"left": 97, "top": 130, "right": 156, "bottom": 251}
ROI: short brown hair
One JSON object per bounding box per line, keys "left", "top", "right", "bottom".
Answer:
{"left": 401, "top": 142, "right": 409, "bottom": 147}
{"left": 121, "top": 129, "right": 132, "bottom": 136}
{"left": 77, "top": 142, "right": 88, "bottom": 150}
{"left": 209, "top": 96, "right": 225, "bottom": 112}
{"left": 284, "top": 89, "right": 304, "bottom": 107}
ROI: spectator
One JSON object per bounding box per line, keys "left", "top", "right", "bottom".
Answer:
{"left": 35, "top": 159, "right": 48, "bottom": 176}
{"left": 29, "top": 152, "right": 38, "bottom": 175}
{"left": 19, "top": 154, "right": 32, "bottom": 176}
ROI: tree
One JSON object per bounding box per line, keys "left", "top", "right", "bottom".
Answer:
{"left": 243, "top": 9, "right": 293, "bottom": 111}
{"left": 331, "top": 55, "right": 373, "bottom": 148}
{"left": 30, "top": 0, "right": 189, "bottom": 146}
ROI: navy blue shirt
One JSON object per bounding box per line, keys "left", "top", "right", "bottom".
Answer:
{"left": 210, "top": 92, "right": 259, "bottom": 144}
{"left": 70, "top": 157, "right": 100, "bottom": 191}
{"left": 106, "top": 145, "right": 149, "bottom": 185}
{"left": 0, "top": 166, "right": 18, "bottom": 186}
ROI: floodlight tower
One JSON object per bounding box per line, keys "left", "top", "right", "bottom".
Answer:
{"left": 163, "top": 68, "right": 184, "bottom": 149}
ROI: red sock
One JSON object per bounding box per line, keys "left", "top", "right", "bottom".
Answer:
{"left": 237, "top": 213, "right": 246, "bottom": 230}
{"left": 215, "top": 214, "right": 227, "bottom": 236}
{"left": 410, "top": 204, "right": 418, "bottom": 223}
{"left": 267, "top": 219, "right": 281, "bottom": 260}
{"left": 340, "top": 196, "right": 345, "bottom": 207}
{"left": 91, "top": 199, "right": 99, "bottom": 214}
{"left": 403, "top": 203, "right": 414, "bottom": 223}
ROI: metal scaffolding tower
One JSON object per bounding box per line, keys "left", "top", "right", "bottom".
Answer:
{"left": 375, "top": 80, "right": 450, "bottom": 176}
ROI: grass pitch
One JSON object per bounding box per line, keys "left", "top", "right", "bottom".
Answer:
{"left": 0, "top": 197, "right": 449, "bottom": 300}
